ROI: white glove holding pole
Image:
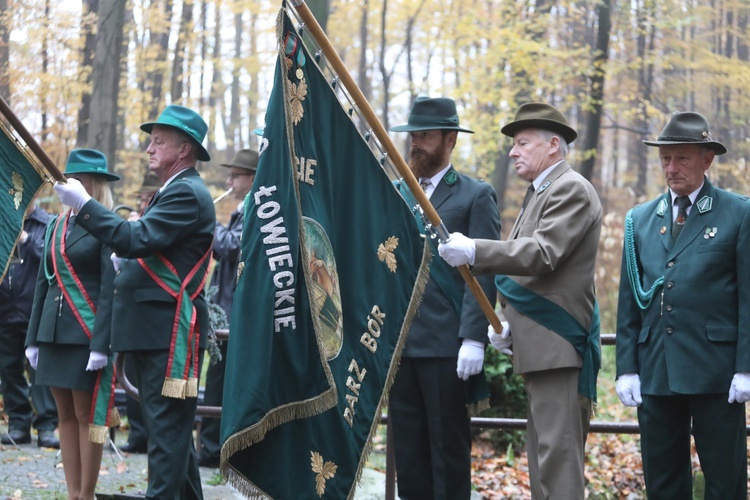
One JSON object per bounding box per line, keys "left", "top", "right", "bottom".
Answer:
{"left": 728, "top": 372, "right": 750, "bottom": 403}
{"left": 438, "top": 232, "right": 476, "bottom": 267}
{"left": 25, "top": 346, "right": 39, "bottom": 370}
{"left": 85, "top": 351, "right": 108, "bottom": 371}
{"left": 456, "top": 339, "right": 485, "bottom": 381}
{"left": 488, "top": 321, "right": 512, "bottom": 356}
{"left": 54, "top": 178, "right": 91, "bottom": 213}
{"left": 615, "top": 373, "right": 642, "bottom": 407}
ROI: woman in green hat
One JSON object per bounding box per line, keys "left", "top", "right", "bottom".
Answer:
{"left": 26, "top": 149, "right": 120, "bottom": 500}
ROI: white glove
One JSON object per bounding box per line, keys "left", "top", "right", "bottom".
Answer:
{"left": 488, "top": 321, "right": 512, "bottom": 355}
{"left": 615, "top": 373, "right": 642, "bottom": 407}
{"left": 456, "top": 339, "right": 485, "bottom": 381}
{"left": 54, "top": 178, "right": 92, "bottom": 212}
{"left": 25, "top": 346, "right": 39, "bottom": 370}
{"left": 85, "top": 351, "right": 108, "bottom": 371}
{"left": 110, "top": 252, "right": 122, "bottom": 272}
{"left": 728, "top": 372, "right": 750, "bottom": 404}
{"left": 438, "top": 232, "right": 476, "bottom": 267}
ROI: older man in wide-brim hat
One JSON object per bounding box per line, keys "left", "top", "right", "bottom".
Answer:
{"left": 53, "top": 104, "right": 216, "bottom": 499}
{"left": 388, "top": 96, "right": 501, "bottom": 500}
{"left": 616, "top": 111, "right": 750, "bottom": 499}
{"left": 439, "top": 101, "right": 603, "bottom": 499}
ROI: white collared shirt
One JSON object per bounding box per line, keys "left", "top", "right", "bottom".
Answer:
{"left": 669, "top": 183, "right": 703, "bottom": 220}
{"left": 419, "top": 163, "right": 453, "bottom": 199}
{"left": 531, "top": 160, "right": 564, "bottom": 190}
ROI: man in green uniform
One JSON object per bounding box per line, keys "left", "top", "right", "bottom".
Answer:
{"left": 54, "top": 105, "right": 216, "bottom": 499}
{"left": 615, "top": 111, "right": 750, "bottom": 499}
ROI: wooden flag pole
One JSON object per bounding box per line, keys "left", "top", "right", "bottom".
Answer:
{"left": 290, "top": 0, "right": 503, "bottom": 333}
{"left": 0, "top": 96, "right": 65, "bottom": 182}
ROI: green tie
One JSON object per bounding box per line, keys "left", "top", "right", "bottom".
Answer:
{"left": 521, "top": 184, "right": 535, "bottom": 214}
{"left": 672, "top": 196, "right": 691, "bottom": 240}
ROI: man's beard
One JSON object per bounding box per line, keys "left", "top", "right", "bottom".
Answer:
{"left": 408, "top": 142, "right": 446, "bottom": 179}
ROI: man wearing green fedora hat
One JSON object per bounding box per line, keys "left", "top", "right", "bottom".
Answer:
{"left": 54, "top": 105, "right": 215, "bottom": 499}
{"left": 389, "top": 96, "right": 501, "bottom": 499}
{"left": 439, "top": 102, "right": 602, "bottom": 499}
{"left": 198, "top": 148, "right": 258, "bottom": 468}
{"left": 616, "top": 111, "right": 750, "bottom": 498}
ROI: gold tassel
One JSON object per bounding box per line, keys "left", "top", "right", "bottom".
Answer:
{"left": 109, "top": 407, "right": 121, "bottom": 428}
{"left": 162, "top": 377, "right": 187, "bottom": 399}
{"left": 466, "top": 397, "right": 491, "bottom": 418}
{"left": 89, "top": 425, "right": 108, "bottom": 444}
{"left": 186, "top": 377, "right": 199, "bottom": 398}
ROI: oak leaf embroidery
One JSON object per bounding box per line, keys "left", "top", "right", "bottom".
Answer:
{"left": 310, "top": 451, "right": 337, "bottom": 497}
{"left": 377, "top": 236, "right": 399, "bottom": 273}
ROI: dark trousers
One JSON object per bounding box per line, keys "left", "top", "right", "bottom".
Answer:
{"left": 132, "top": 349, "right": 203, "bottom": 500}
{"left": 199, "top": 341, "right": 226, "bottom": 461}
{"left": 389, "top": 357, "right": 471, "bottom": 500}
{"left": 123, "top": 354, "right": 147, "bottom": 447}
{"left": 639, "top": 393, "right": 747, "bottom": 500}
{"left": 0, "top": 323, "right": 57, "bottom": 433}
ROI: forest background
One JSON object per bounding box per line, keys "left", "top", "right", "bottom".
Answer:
{"left": 1, "top": 0, "right": 749, "bottom": 495}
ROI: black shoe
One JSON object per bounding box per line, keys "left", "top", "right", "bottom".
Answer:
{"left": 198, "top": 455, "right": 220, "bottom": 468}
{"left": 119, "top": 441, "right": 147, "bottom": 453}
{"left": 1, "top": 429, "right": 31, "bottom": 445}
{"left": 37, "top": 430, "right": 60, "bottom": 449}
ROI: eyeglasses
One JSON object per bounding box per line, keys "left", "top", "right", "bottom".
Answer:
{"left": 227, "top": 173, "right": 253, "bottom": 180}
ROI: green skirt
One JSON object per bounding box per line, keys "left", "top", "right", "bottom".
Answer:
{"left": 36, "top": 343, "right": 98, "bottom": 392}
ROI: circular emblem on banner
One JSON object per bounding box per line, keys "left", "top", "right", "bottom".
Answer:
{"left": 303, "top": 217, "right": 343, "bottom": 360}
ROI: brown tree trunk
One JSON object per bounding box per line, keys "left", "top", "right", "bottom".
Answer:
{"left": 170, "top": 0, "right": 193, "bottom": 102}
{"left": 76, "top": 0, "right": 99, "bottom": 146}
{"left": 86, "top": 0, "right": 127, "bottom": 169}
{"left": 578, "top": 0, "right": 612, "bottom": 182}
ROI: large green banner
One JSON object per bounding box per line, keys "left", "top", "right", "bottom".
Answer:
{"left": 0, "top": 122, "right": 45, "bottom": 283}
{"left": 220, "top": 7, "right": 429, "bottom": 499}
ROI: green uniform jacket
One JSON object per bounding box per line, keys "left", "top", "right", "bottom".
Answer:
{"left": 402, "top": 167, "right": 501, "bottom": 357}
{"left": 76, "top": 168, "right": 215, "bottom": 352}
{"left": 616, "top": 178, "right": 750, "bottom": 395}
{"left": 26, "top": 217, "right": 114, "bottom": 354}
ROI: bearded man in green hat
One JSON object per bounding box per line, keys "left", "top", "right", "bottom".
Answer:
{"left": 54, "top": 104, "right": 215, "bottom": 499}
{"left": 439, "top": 102, "right": 602, "bottom": 498}
{"left": 388, "top": 96, "right": 501, "bottom": 499}
{"left": 615, "top": 111, "right": 750, "bottom": 499}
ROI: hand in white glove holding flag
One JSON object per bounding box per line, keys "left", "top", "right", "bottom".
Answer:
{"left": 54, "top": 178, "right": 92, "bottom": 213}
{"left": 487, "top": 321, "right": 512, "bottom": 356}
{"left": 438, "top": 232, "right": 476, "bottom": 267}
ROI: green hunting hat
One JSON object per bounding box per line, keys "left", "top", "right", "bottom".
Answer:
{"left": 140, "top": 104, "right": 211, "bottom": 162}
{"left": 501, "top": 102, "right": 578, "bottom": 144}
{"left": 391, "top": 96, "right": 474, "bottom": 133}
{"left": 220, "top": 149, "right": 258, "bottom": 172}
{"left": 643, "top": 111, "right": 726, "bottom": 155}
{"left": 64, "top": 149, "right": 120, "bottom": 182}
{"left": 137, "top": 171, "right": 162, "bottom": 194}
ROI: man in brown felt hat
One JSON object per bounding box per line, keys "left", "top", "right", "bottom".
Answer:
{"left": 615, "top": 111, "right": 750, "bottom": 498}
{"left": 198, "top": 148, "right": 257, "bottom": 468}
{"left": 389, "top": 96, "right": 501, "bottom": 499}
{"left": 439, "top": 102, "right": 602, "bottom": 498}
